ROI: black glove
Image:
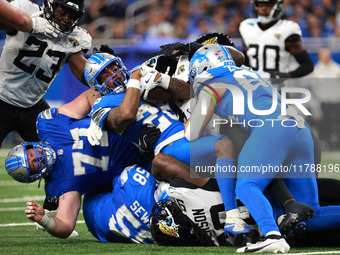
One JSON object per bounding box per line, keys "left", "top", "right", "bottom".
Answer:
{"left": 159, "top": 42, "right": 203, "bottom": 60}
{"left": 138, "top": 124, "right": 161, "bottom": 160}
{"left": 93, "top": 44, "right": 115, "bottom": 55}
{"left": 269, "top": 71, "right": 290, "bottom": 84}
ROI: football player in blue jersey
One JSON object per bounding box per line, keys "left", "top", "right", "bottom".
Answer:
{"left": 185, "top": 43, "right": 340, "bottom": 253}
{"left": 5, "top": 86, "right": 149, "bottom": 239}
{"left": 85, "top": 51, "right": 260, "bottom": 244}
{"left": 82, "top": 164, "right": 157, "bottom": 244}
{"left": 82, "top": 164, "right": 219, "bottom": 246}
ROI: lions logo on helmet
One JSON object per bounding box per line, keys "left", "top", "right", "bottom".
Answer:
{"left": 43, "top": 0, "right": 85, "bottom": 34}
{"left": 189, "top": 44, "right": 235, "bottom": 83}
{"left": 5, "top": 142, "right": 56, "bottom": 183}
{"left": 84, "top": 52, "right": 130, "bottom": 95}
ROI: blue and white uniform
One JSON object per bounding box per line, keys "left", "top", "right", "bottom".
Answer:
{"left": 83, "top": 165, "right": 156, "bottom": 244}
{"left": 90, "top": 93, "right": 227, "bottom": 170}
{"left": 83, "top": 165, "right": 228, "bottom": 245}
{"left": 191, "top": 49, "right": 340, "bottom": 235}
{"left": 37, "top": 108, "right": 148, "bottom": 201}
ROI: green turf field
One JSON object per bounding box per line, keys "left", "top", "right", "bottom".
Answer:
{"left": 0, "top": 147, "right": 339, "bottom": 255}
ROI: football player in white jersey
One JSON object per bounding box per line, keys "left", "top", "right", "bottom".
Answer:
{"left": 0, "top": 0, "right": 91, "bottom": 151}
{"left": 239, "top": 0, "right": 314, "bottom": 83}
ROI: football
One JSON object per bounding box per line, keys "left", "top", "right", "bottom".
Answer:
{"left": 143, "top": 87, "right": 173, "bottom": 104}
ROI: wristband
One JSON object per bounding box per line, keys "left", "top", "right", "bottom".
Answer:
{"left": 126, "top": 79, "right": 140, "bottom": 89}
{"left": 159, "top": 73, "right": 170, "bottom": 90}
{"left": 38, "top": 212, "right": 56, "bottom": 231}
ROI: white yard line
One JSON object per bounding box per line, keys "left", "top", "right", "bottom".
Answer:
{"left": 289, "top": 252, "right": 340, "bottom": 255}
{"left": 0, "top": 207, "right": 25, "bottom": 211}
{"left": 0, "top": 196, "right": 45, "bottom": 203}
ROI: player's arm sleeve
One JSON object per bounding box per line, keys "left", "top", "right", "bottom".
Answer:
{"left": 284, "top": 22, "right": 314, "bottom": 78}
{"left": 238, "top": 22, "right": 249, "bottom": 67}
{"left": 184, "top": 89, "right": 216, "bottom": 141}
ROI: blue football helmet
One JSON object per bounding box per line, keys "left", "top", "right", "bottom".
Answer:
{"left": 5, "top": 142, "right": 56, "bottom": 183}
{"left": 43, "top": 0, "right": 84, "bottom": 34}
{"left": 189, "top": 44, "right": 235, "bottom": 83}
{"left": 84, "top": 52, "right": 130, "bottom": 95}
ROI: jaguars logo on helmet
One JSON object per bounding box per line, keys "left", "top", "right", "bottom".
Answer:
{"left": 149, "top": 198, "right": 215, "bottom": 246}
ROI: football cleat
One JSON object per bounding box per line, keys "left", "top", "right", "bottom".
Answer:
{"left": 285, "top": 222, "right": 307, "bottom": 246}
{"left": 237, "top": 234, "right": 290, "bottom": 253}
{"left": 224, "top": 209, "right": 259, "bottom": 247}
{"left": 284, "top": 200, "right": 315, "bottom": 221}
{"left": 278, "top": 200, "right": 314, "bottom": 236}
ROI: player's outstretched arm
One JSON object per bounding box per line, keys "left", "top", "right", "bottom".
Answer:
{"left": 59, "top": 88, "right": 101, "bottom": 119}
{"left": 0, "top": 0, "right": 32, "bottom": 32}
{"left": 106, "top": 70, "right": 142, "bottom": 133}
{"left": 25, "top": 191, "right": 81, "bottom": 239}
{"left": 68, "top": 51, "right": 89, "bottom": 86}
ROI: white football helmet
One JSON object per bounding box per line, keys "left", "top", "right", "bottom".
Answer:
{"left": 84, "top": 52, "right": 130, "bottom": 95}
{"left": 189, "top": 44, "right": 235, "bottom": 83}
{"left": 5, "top": 142, "right": 56, "bottom": 183}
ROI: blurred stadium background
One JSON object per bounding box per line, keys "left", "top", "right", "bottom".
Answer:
{"left": 1, "top": 0, "right": 340, "bottom": 150}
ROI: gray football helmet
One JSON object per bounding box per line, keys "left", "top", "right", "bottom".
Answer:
{"left": 189, "top": 44, "right": 235, "bottom": 82}
{"left": 84, "top": 52, "right": 130, "bottom": 95}
{"left": 5, "top": 142, "right": 56, "bottom": 183}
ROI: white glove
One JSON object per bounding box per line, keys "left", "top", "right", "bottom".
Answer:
{"left": 31, "top": 11, "right": 58, "bottom": 38}
{"left": 87, "top": 120, "right": 103, "bottom": 146}
{"left": 140, "top": 63, "right": 157, "bottom": 77}
{"left": 140, "top": 72, "right": 170, "bottom": 100}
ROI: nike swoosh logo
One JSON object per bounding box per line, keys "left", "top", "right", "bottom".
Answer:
{"left": 186, "top": 109, "right": 191, "bottom": 114}
{"left": 244, "top": 242, "right": 273, "bottom": 253}
{"left": 145, "top": 75, "right": 152, "bottom": 84}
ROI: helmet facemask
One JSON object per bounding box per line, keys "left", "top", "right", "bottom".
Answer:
{"left": 5, "top": 142, "right": 56, "bottom": 183}
{"left": 251, "top": 0, "right": 283, "bottom": 24}
{"left": 149, "top": 198, "right": 215, "bottom": 246}
{"left": 84, "top": 53, "right": 130, "bottom": 95}
{"left": 43, "top": 0, "right": 84, "bottom": 34}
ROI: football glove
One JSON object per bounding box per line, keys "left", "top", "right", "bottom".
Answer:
{"left": 269, "top": 71, "right": 290, "bottom": 84}
{"left": 138, "top": 124, "right": 161, "bottom": 160}
{"left": 140, "top": 72, "right": 170, "bottom": 100}
{"left": 30, "top": 11, "right": 58, "bottom": 38}
{"left": 87, "top": 120, "right": 103, "bottom": 146}
{"left": 195, "top": 32, "right": 235, "bottom": 48}
{"left": 159, "top": 42, "right": 203, "bottom": 60}
{"left": 93, "top": 44, "right": 115, "bottom": 55}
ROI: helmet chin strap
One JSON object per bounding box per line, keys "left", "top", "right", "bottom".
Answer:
{"left": 256, "top": 16, "right": 276, "bottom": 24}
